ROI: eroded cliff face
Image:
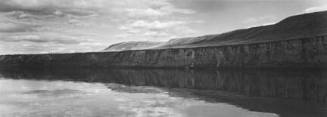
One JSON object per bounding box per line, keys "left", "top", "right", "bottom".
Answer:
{"left": 0, "top": 35, "right": 327, "bottom": 69}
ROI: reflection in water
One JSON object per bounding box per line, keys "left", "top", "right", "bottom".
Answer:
{"left": 0, "top": 68, "right": 326, "bottom": 117}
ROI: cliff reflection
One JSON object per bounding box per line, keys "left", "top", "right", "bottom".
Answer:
{"left": 1, "top": 68, "right": 326, "bottom": 104}
{"left": 1, "top": 68, "right": 326, "bottom": 117}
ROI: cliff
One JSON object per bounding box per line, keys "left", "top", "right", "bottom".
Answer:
{"left": 1, "top": 11, "right": 327, "bottom": 69}
{"left": 1, "top": 35, "right": 327, "bottom": 69}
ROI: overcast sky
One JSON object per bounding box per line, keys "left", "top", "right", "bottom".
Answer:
{"left": 0, "top": 0, "right": 326, "bottom": 54}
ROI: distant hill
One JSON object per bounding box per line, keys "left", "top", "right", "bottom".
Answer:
{"left": 105, "top": 11, "right": 327, "bottom": 51}
{"left": 103, "top": 41, "right": 163, "bottom": 51}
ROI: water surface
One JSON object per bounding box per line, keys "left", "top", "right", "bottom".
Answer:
{"left": 0, "top": 69, "right": 326, "bottom": 117}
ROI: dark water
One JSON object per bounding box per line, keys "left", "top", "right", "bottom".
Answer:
{"left": 0, "top": 68, "right": 326, "bottom": 117}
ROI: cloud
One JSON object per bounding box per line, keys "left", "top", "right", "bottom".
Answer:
{"left": 0, "top": 22, "right": 35, "bottom": 33}
{"left": 113, "top": 0, "right": 197, "bottom": 42}
{"left": 0, "top": 0, "right": 194, "bottom": 17}
{"left": 243, "top": 16, "right": 276, "bottom": 24}
{"left": 0, "top": 0, "right": 197, "bottom": 54}
{"left": 0, "top": 12, "right": 38, "bottom": 33}
{"left": 304, "top": 5, "right": 327, "bottom": 13}
{"left": 0, "top": 34, "right": 81, "bottom": 44}
{"left": 0, "top": 0, "right": 102, "bottom": 16}
{"left": 126, "top": 8, "right": 164, "bottom": 17}
{"left": 117, "top": 19, "right": 197, "bottom": 41}
{"left": 121, "top": 20, "right": 186, "bottom": 30}
{"left": 0, "top": 33, "right": 90, "bottom": 54}
{"left": 118, "top": 20, "right": 196, "bottom": 40}
{"left": 124, "top": 3, "right": 194, "bottom": 18}
{"left": 242, "top": 15, "right": 278, "bottom": 27}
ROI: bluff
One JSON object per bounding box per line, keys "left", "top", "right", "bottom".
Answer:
{"left": 1, "top": 11, "right": 327, "bottom": 69}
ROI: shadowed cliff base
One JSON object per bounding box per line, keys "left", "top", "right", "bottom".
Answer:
{"left": 0, "top": 68, "right": 326, "bottom": 117}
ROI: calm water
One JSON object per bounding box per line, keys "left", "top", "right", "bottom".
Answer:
{"left": 0, "top": 69, "right": 326, "bottom": 117}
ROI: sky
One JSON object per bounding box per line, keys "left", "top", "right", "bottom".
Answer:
{"left": 0, "top": 0, "right": 326, "bottom": 54}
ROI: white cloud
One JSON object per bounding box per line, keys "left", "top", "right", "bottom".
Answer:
{"left": 118, "top": 20, "right": 196, "bottom": 41}
{"left": 144, "top": 31, "right": 169, "bottom": 37}
{"left": 117, "top": 19, "right": 197, "bottom": 42}
{"left": 242, "top": 15, "right": 278, "bottom": 27}
{"left": 129, "top": 20, "right": 186, "bottom": 29}
{"left": 126, "top": 8, "right": 165, "bottom": 17}
{"left": 0, "top": 0, "right": 197, "bottom": 54}
{"left": 243, "top": 16, "right": 276, "bottom": 24}
{"left": 122, "top": 0, "right": 195, "bottom": 19}
{"left": 0, "top": 34, "right": 81, "bottom": 45}
{"left": 111, "top": 0, "right": 197, "bottom": 42}
{"left": 304, "top": 5, "right": 327, "bottom": 13}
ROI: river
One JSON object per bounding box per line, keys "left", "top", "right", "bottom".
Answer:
{"left": 0, "top": 68, "right": 326, "bottom": 117}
